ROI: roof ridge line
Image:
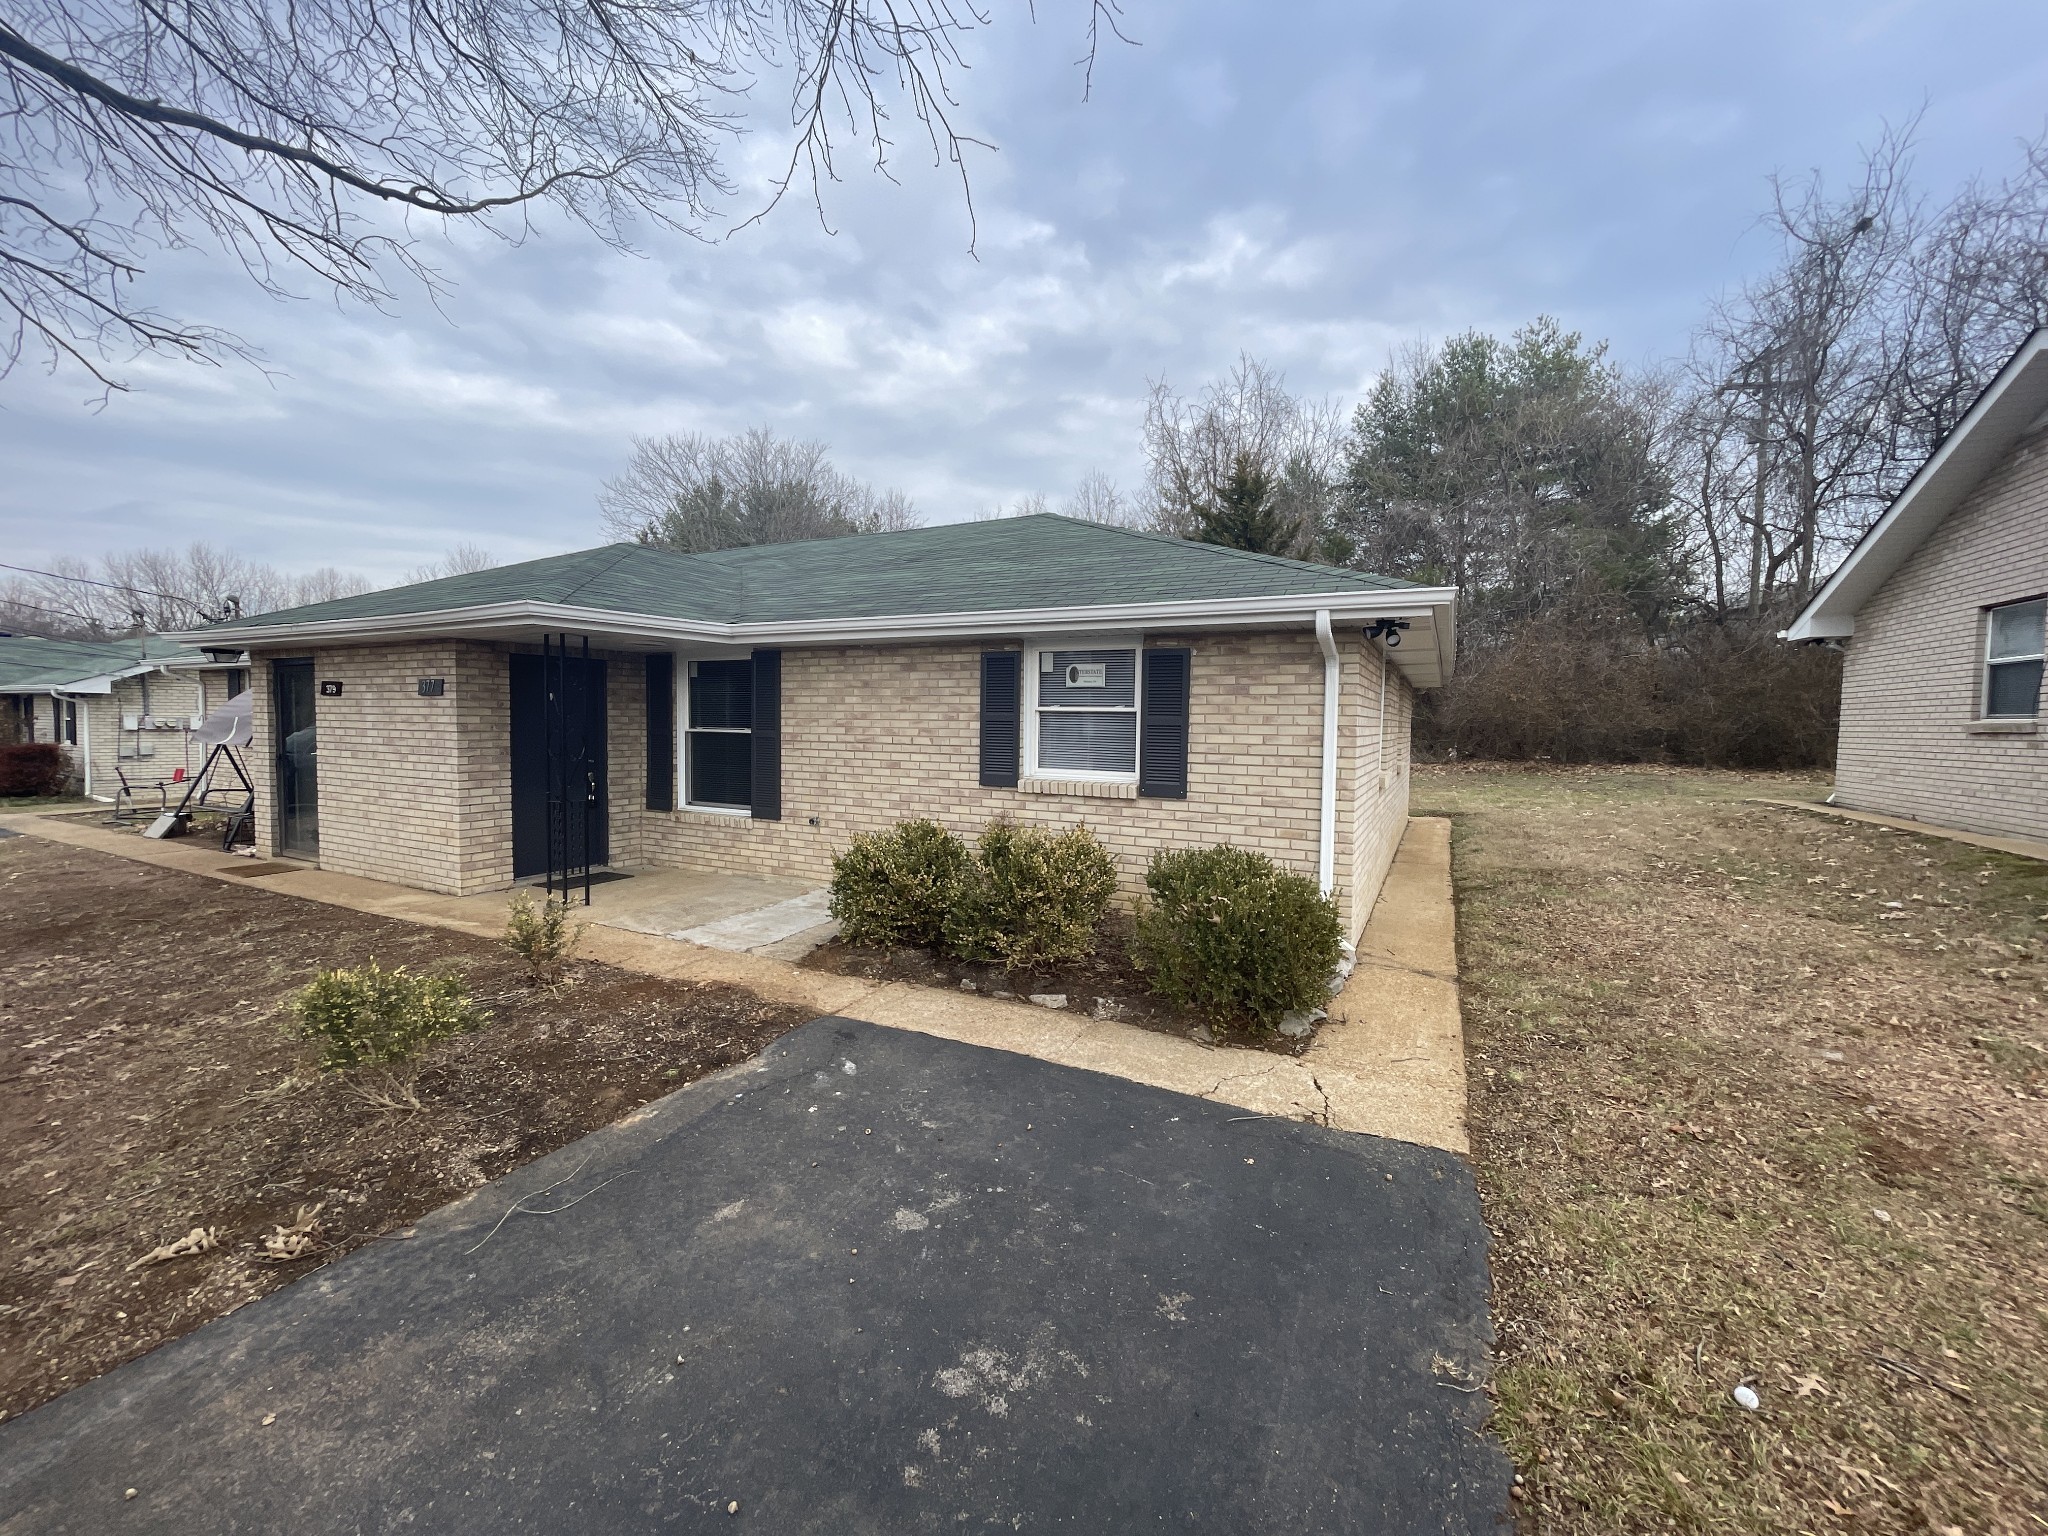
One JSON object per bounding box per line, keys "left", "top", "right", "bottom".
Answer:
{"left": 1033, "top": 513, "right": 1398, "bottom": 587}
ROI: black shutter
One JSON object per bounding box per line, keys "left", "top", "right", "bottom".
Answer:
{"left": 979, "top": 651, "right": 1021, "bottom": 787}
{"left": 750, "top": 648, "right": 782, "bottom": 820}
{"left": 1138, "top": 647, "right": 1191, "bottom": 799}
{"left": 644, "top": 653, "right": 675, "bottom": 811}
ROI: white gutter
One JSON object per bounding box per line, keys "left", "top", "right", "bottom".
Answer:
{"left": 177, "top": 588, "right": 1455, "bottom": 652}
{"left": 1315, "top": 610, "right": 1339, "bottom": 896}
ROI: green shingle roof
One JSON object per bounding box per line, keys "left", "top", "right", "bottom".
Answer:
{"left": 0, "top": 635, "right": 194, "bottom": 692}
{"left": 198, "top": 516, "right": 1418, "bottom": 635}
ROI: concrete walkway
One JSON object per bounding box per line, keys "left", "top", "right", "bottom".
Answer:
{"left": 0, "top": 811, "right": 1470, "bottom": 1152}
{"left": 1751, "top": 795, "right": 2048, "bottom": 864}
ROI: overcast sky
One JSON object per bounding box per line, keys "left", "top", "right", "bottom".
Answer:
{"left": 4, "top": 0, "right": 2047, "bottom": 585}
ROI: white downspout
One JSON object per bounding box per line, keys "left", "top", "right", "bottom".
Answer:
{"left": 1314, "top": 610, "right": 1339, "bottom": 897}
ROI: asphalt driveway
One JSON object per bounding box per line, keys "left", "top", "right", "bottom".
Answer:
{"left": 0, "top": 1018, "right": 1509, "bottom": 1533}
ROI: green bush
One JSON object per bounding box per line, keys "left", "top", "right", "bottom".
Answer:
{"left": 828, "top": 819, "right": 970, "bottom": 948}
{"left": 943, "top": 821, "right": 1118, "bottom": 972}
{"left": 504, "top": 890, "right": 582, "bottom": 984}
{"left": 289, "top": 961, "right": 487, "bottom": 1070}
{"left": 1132, "top": 845, "right": 1343, "bottom": 1028}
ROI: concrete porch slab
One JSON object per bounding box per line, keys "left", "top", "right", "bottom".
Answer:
{"left": 476, "top": 866, "right": 841, "bottom": 959}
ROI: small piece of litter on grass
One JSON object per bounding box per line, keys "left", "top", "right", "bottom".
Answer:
{"left": 1872, "top": 1208, "right": 1892, "bottom": 1225}
{"left": 261, "top": 1414, "right": 276, "bottom": 1426}
{"left": 1244, "top": 1158, "right": 1255, "bottom": 1165}
{"left": 1732, "top": 1385, "right": 1761, "bottom": 1411}
{"left": 727, "top": 1500, "right": 740, "bottom": 1515}
{"left": 125, "top": 1489, "right": 137, "bottom": 1501}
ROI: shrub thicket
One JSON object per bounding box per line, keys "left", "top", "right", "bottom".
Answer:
{"left": 503, "top": 890, "right": 583, "bottom": 984}
{"left": 0, "top": 742, "right": 70, "bottom": 797}
{"left": 943, "top": 822, "right": 1118, "bottom": 972}
{"left": 290, "top": 961, "right": 487, "bottom": 1070}
{"left": 1418, "top": 602, "right": 1841, "bottom": 769}
{"left": 828, "top": 819, "right": 969, "bottom": 948}
{"left": 1133, "top": 845, "right": 1344, "bottom": 1028}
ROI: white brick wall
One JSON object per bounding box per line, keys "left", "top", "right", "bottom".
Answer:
{"left": 1835, "top": 423, "right": 2048, "bottom": 841}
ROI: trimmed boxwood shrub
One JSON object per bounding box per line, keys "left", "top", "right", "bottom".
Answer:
{"left": 1132, "top": 845, "right": 1343, "bottom": 1028}
{"left": 289, "top": 961, "right": 488, "bottom": 1070}
{"left": 0, "top": 742, "right": 70, "bottom": 798}
{"left": 943, "top": 821, "right": 1118, "bottom": 973}
{"left": 829, "top": 819, "right": 970, "bottom": 949}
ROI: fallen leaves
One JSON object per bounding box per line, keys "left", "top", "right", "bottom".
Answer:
{"left": 259, "top": 1204, "right": 326, "bottom": 1263}
{"left": 125, "top": 1227, "right": 218, "bottom": 1271}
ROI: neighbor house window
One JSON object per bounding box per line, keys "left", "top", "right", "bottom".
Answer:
{"left": 1985, "top": 598, "right": 2045, "bottom": 719}
{"left": 685, "top": 659, "right": 752, "bottom": 809}
{"left": 1026, "top": 643, "right": 1139, "bottom": 780}
{"left": 59, "top": 698, "right": 77, "bottom": 745}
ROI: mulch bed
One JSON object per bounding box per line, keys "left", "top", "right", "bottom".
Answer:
{"left": 799, "top": 912, "right": 1310, "bottom": 1057}
{"left": 0, "top": 834, "right": 813, "bottom": 1422}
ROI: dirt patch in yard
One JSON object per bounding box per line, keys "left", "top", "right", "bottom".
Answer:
{"left": 801, "top": 914, "right": 1311, "bottom": 1056}
{"left": 0, "top": 834, "right": 813, "bottom": 1422}
{"left": 1417, "top": 765, "right": 2048, "bottom": 1535}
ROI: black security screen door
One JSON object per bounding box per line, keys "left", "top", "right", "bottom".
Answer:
{"left": 509, "top": 641, "right": 609, "bottom": 892}
{"left": 272, "top": 658, "right": 319, "bottom": 857}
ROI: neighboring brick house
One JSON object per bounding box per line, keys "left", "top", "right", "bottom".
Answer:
{"left": 0, "top": 636, "right": 246, "bottom": 800}
{"left": 183, "top": 516, "right": 1455, "bottom": 940}
{"left": 1785, "top": 328, "right": 2048, "bottom": 843}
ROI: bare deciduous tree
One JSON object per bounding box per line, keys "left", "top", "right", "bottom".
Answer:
{"left": 598, "top": 426, "right": 919, "bottom": 551}
{"left": 1671, "top": 124, "right": 2048, "bottom": 616}
{"left": 0, "top": 542, "right": 370, "bottom": 634}
{"left": 402, "top": 543, "right": 499, "bottom": 585}
{"left": 1142, "top": 354, "right": 1343, "bottom": 556}
{"left": 1059, "top": 469, "right": 1140, "bottom": 527}
{"left": 0, "top": 1, "right": 1129, "bottom": 391}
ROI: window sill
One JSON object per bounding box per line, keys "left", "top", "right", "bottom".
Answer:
{"left": 1965, "top": 719, "right": 2038, "bottom": 736}
{"left": 1018, "top": 776, "right": 1138, "bottom": 800}
{"left": 680, "top": 802, "right": 753, "bottom": 817}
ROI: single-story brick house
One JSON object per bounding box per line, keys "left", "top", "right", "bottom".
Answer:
{"left": 181, "top": 516, "right": 1457, "bottom": 938}
{"left": 0, "top": 635, "right": 248, "bottom": 799}
{"left": 1785, "top": 327, "right": 2047, "bottom": 842}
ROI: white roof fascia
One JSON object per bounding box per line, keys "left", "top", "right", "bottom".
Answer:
{"left": 1784, "top": 328, "right": 2048, "bottom": 642}
{"left": 177, "top": 588, "right": 1461, "bottom": 686}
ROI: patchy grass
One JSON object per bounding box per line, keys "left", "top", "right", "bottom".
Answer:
{"left": 1416, "top": 765, "right": 2048, "bottom": 1535}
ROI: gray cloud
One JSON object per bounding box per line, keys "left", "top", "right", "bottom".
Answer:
{"left": 4, "top": 0, "right": 2047, "bottom": 583}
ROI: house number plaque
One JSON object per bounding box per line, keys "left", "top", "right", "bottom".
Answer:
{"left": 319, "top": 680, "right": 343, "bottom": 697}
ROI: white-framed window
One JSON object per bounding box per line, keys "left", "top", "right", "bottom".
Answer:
{"left": 683, "top": 657, "right": 753, "bottom": 811}
{"left": 1985, "top": 597, "right": 2045, "bottom": 720}
{"left": 1023, "top": 639, "right": 1140, "bottom": 781}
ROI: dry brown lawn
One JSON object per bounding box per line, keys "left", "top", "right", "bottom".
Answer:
{"left": 1416, "top": 765, "right": 2048, "bottom": 1536}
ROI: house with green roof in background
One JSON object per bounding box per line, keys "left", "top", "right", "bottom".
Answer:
{"left": 0, "top": 635, "right": 248, "bottom": 801}
{"left": 178, "top": 515, "right": 1456, "bottom": 940}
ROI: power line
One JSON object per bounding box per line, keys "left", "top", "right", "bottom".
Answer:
{"left": 0, "top": 559, "right": 201, "bottom": 607}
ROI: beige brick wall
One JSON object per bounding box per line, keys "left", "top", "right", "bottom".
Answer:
{"left": 1835, "top": 422, "right": 2048, "bottom": 842}
{"left": 248, "top": 627, "right": 1417, "bottom": 924}
{"left": 1348, "top": 638, "right": 1415, "bottom": 940}
{"left": 249, "top": 642, "right": 514, "bottom": 893}
{"left": 636, "top": 628, "right": 1407, "bottom": 934}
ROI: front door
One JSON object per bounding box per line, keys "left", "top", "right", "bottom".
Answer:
{"left": 272, "top": 659, "right": 319, "bottom": 858}
{"left": 509, "top": 651, "right": 609, "bottom": 880}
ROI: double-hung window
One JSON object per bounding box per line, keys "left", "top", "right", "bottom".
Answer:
{"left": 1026, "top": 643, "right": 1139, "bottom": 780}
{"left": 685, "top": 659, "right": 753, "bottom": 810}
{"left": 1985, "top": 598, "right": 2045, "bottom": 720}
